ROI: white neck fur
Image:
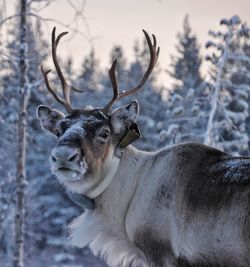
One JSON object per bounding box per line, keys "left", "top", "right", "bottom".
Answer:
{"left": 86, "top": 155, "right": 120, "bottom": 198}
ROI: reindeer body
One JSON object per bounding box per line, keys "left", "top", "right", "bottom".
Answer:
{"left": 69, "top": 143, "right": 250, "bottom": 267}
{"left": 37, "top": 28, "right": 250, "bottom": 267}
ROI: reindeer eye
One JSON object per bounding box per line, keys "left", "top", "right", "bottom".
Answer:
{"left": 99, "top": 129, "right": 110, "bottom": 139}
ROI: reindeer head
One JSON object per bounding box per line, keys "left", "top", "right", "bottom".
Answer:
{"left": 37, "top": 27, "right": 159, "bottom": 197}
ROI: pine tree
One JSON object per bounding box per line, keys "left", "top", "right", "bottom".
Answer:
{"left": 78, "top": 48, "right": 100, "bottom": 90}
{"left": 168, "top": 15, "right": 202, "bottom": 96}
{"left": 165, "top": 15, "right": 206, "bottom": 144}
{"left": 73, "top": 48, "right": 104, "bottom": 109}
{"left": 205, "top": 16, "right": 250, "bottom": 155}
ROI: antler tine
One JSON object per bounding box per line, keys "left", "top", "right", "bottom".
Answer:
{"left": 102, "top": 59, "right": 119, "bottom": 113}
{"left": 51, "top": 27, "right": 83, "bottom": 94}
{"left": 41, "top": 65, "right": 73, "bottom": 113}
{"left": 41, "top": 27, "right": 77, "bottom": 113}
{"left": 51, "top": 27, "right": 72, "bottom": 108}
{"left": 102, "top": 30, "right": 160, "bottom": 113}
{"left": 41, "top": 66, "right": 61, "bottom": 103}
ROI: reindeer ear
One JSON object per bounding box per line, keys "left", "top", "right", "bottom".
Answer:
{"left": 110, "top": 100, "right": 139, "bottom": 135}
{"left": 37, "top": 105, "right": 64, "bottom": 135}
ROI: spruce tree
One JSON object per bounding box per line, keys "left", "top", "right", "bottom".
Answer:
{"left": 165, "top": 15, "right": 206, "bottom": 144}
{"left": 205, "top": 16, "right": 250, "bottom": 155}
{"left": 78, "top": 48, "right": 100, "bottom": 91}
{"left": 168, "top": 15, "right": 202, "bottom": 96}
{"left": 74, "top": 48, "right": 104, "bottom": 109}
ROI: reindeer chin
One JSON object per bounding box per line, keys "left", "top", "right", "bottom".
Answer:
{"left": 54, "top": 169, "right": 81, "bottom": 182}
{"left": 50, "top": 165, "right": 84, "bottom": 182}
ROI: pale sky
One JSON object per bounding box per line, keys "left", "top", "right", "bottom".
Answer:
{"left": 6, "top": 0, "right": 250, "bottom": 85}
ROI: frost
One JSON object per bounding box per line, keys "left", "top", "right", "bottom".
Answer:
{"left": 71, "top": 171, "right": 80, "bottom": 181}
{"left": 85, "top": 105, "right": 94, "bottom": 110}
{"left": 80, "top": 157, "right": 88, "bottom": 175}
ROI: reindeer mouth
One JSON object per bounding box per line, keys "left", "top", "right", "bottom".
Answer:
{"left": 52, "top": 158, "right": 88, "bottom": 182}
{"left": 58, "top": 167, "right": 74, "bottom": 172}
{"left": 53, "top": 167, "right": 81, "bottom": 181}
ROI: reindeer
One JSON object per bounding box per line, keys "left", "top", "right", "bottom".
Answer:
{"left": 37, "top": 28, "right": 250, "bottom": 267}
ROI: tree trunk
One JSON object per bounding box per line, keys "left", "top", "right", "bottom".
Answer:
{"left": 13, "top": 0, "right": 28, "bottom": 266}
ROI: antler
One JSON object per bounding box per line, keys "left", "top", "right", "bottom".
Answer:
{"left": 102, "top": 30, "right": 160, "bottom": 113}
{"left": 41, "top": 27, "right": 80, "bottom": 114}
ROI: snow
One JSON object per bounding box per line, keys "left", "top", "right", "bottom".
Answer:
{"left": 204, "top": 16, "right": 250, "bottom": 156}
{"left": 53, "top": 253, "right": 76, "bottom": 263}
{"left": 1, "top": 11, "right": 250, "bottom": 267}
{"left": 80, "top": 158, "right": 88, "bottom": 175}
{"left": 167, "top": 124, "right": 179, "bottom": 136}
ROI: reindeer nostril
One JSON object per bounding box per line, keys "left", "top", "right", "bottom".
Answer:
{"left": 68, "top": 153, "right": 78, "bottom": 162}
{"left": 51, "top": 156, "right": 57, "bottom": 162}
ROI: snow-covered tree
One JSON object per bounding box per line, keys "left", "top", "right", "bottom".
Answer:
{"left": 205, "top": 16, "right": 250, "bottom": 155}
{"left": 0, "top": 1, "right": 106, "bottom": 266}
{"left": 165, "top": 15, "right": 206, "bottom": 144}
{"left": 72, "top": 48, "right": 104, "bottom": 110}
{"left": 241, "top": 42, "right": 250, "bottom": 151}
{"left": 14, "top": 1, "right": 29, "bottom": 266}
{"left": 77, "top": 48, "right": 100, "bottom": 91}
{"left": 165, "top": 84, "right": 211, "bottom": 144}
{"left": 168, "top": 15, "right": 203, "bottom": 96}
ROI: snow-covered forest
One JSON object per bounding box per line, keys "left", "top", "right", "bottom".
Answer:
{"left": 1, "top": 0, "right": 250, "bottom": 266}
